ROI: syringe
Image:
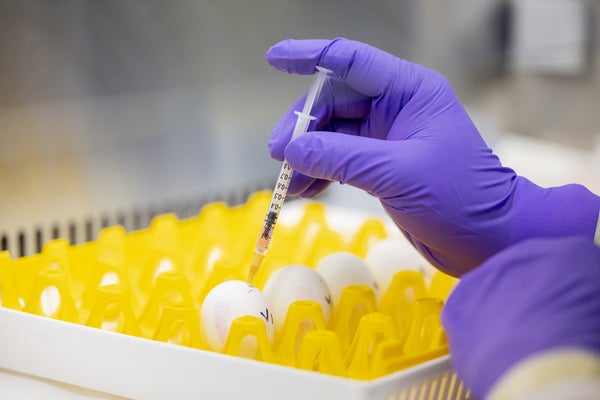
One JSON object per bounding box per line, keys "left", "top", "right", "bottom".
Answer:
{"left": 247, "top": 66, "right": 332, "bottom": 285}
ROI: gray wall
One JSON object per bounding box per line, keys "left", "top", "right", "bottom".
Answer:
{"left": 0, "top": 1, "right": 598, "bottom": 249}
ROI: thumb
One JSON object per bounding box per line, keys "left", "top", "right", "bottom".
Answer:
{"left": 284, "top": 132, "right": 406, "bottom": 198}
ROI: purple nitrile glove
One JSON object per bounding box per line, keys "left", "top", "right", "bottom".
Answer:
{"left": 442, "top": 236, "right": 600, "bottom": 399}
{"left": 266, "top": 38, "right": 600, "bottom": 276}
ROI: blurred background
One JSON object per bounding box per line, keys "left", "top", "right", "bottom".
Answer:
{"left": 0, "top": 0, "right": 599, "bottom": 256}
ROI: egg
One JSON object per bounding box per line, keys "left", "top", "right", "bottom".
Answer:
{"left": 316, "top": 251, "right": 379, "bottom": 305}
{"left": 263, "top": 265, "right": 333, "bottom": 332}
{"left": 200, "top": 280, "right": 274, "bottom": 352}
{"left": 364, "top": 238, "right": 436, "bottom": 293}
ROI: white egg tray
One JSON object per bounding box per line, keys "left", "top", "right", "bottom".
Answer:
{"left": 0, "top": 305, "right": 469, "bottom": 400}
{"left": 0, "top": 200, "right": 469, "bottom": 399}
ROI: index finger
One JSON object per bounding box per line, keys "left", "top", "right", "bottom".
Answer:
{"left": 266, "top": 38, "right": 409, "bottom": 98}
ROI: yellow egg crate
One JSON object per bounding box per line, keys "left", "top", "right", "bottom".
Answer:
{"left": 0, "top": 191, "right": 462, "bottom": 399}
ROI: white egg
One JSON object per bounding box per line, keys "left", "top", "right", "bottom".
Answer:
{"left": 364, "top": 238, "right": 435, "bottom": 294}
{"left": 316, "top": 252, "right": 379, "bottom": 305}
{"left": 263, "top": 265, "right": 333, "bottom": 332}
{"left": 200, "top": 280, "right": 274, "bottom": 352}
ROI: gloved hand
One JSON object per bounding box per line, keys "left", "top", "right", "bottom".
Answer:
{"left": 442, "top": 237, "right": 600, "bottom": 399}
{"left": 266, "top": 38, "right": 600, "bottom": 276}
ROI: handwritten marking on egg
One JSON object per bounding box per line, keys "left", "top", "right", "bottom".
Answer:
{"left": 263, "top": 265, "right": 333, "bottom": 332}
{"left": 200, "top": 280, "right": 274, "bottom": 352}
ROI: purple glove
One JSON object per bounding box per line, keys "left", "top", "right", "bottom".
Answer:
{"left": 266, "top": 38, "right": 600, "bottom": 276}
{"left": 441, "top": 237, "right": 600, "bottom": 399}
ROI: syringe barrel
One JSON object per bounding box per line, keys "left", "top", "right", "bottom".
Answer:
{"left": 256, "top": 161, "right": 293, "bottom": 254}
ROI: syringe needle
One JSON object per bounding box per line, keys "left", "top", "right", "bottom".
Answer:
{"left": 246, "top": 66, "right": 332, "bottom": 286}
{"left": 247, "top": 251, "right": 265, "bottom": 285}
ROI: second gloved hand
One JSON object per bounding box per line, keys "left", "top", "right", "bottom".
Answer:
{"left": 442, "top": 237, "right": 600, "bottom": 399}
{"left": 266, "top": 38, "right": 600, "bottom": 276}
